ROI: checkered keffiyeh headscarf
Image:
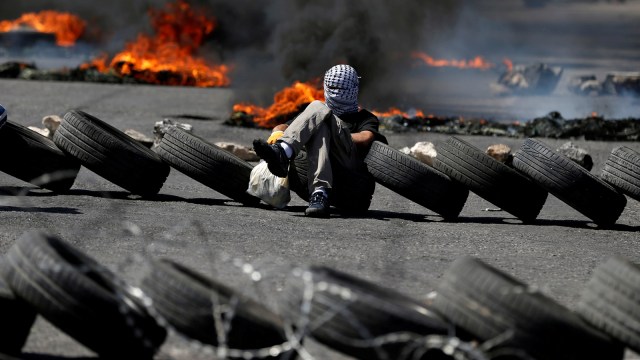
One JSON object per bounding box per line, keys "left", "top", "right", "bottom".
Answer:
{"left": 324, "top": 65, "right": 359, "bottom": 117}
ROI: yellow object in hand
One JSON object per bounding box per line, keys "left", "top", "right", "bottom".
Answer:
{"left": 267, "top": 130, "right": 284, "bottom": 144}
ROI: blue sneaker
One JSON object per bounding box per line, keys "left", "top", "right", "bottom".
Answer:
{"left": 305, "top": 191, "right": 330, "bottom": 218}
{"left": 0, "top": 104, "right": 6, "bottom": 129}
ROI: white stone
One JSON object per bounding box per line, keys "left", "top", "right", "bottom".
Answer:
{"left": 486, "top": 144, "right": 512, "bottom": 164}
{"left": 409, "top": 142, "right": 437, "bottom": 166}
{"left": 28, "top": 126, "right": 50, "bottom": 138}
{"left": 215, "top": 142, "right": 259, "bottom": 161}
{"left": 42, "top": 115, "right": 61, "bottom": 137}
{"left": 125, "top": 129, "right": 154, "bottom": 147}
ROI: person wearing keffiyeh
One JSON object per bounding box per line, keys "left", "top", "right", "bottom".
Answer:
{"left": 253, "top": 65, "right": 387, "bottom": 218}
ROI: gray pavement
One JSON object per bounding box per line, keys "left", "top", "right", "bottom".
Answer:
{"left": 0, "top": 78, "right": 639, "bottom": 359}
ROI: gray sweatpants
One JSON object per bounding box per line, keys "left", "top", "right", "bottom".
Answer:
{"left": 279, "top": 100, "right": 360, "bottom": 194}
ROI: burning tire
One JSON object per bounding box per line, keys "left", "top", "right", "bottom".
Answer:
{"left": 577, "top": 257, "right": 640, "bottom": 353}
{"left": 0, "top": 258, "right": 36, "bottom": 356}
{"left": 601, "top": 146, "right": 640, "bottom": 201}
{"left": 513, "top": 138, "right": 627, "bottom": 226}
{"left": 140, "top": 259, "right": 292, "bottom": 357}
{"left": 288, "top": 150, "right": 375, "bottom": 213}
{"left": 431, "top": 257, "right": 624, "bottom": 360}
{"left": 1, "top": 231, "right": 167, "bottom": 359}
{"left": 0, "top": 121, "right": 80, "bottom": 192}
{"left": 156, "top": 127, "right": 260, "bottom": 205}
{"left": 282, "top": 266, "right": 476, "bottom": 360}
{"left": 53, "top": 110, "right": 169, "bottom": 196}
{"left": 365, "top": 141, "right": 468, "bottom": 219}
{"left": 433, "top": 137, "right": 547, "bottom": 222}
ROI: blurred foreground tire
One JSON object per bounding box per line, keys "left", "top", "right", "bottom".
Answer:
{"left": 156, "top": 126, "right": 260, "bottom": 205}
{"left": 283, "top": 266, "right": 481, "bottom": 360}
{"left": 601, "top": 146, "right": 640, "bottom": 202}
{"left": 577, "top": 257, "right": 640, "bottom": 353}
{"left": 0, "top": 121, "right": 80, "bottom": 192}
{"left": 2, "top": 231, "right": 166, "bottom": 359}
{"left": 289, "top": 150, "right": 375, "bottom": 213}
{"left": 0, "top": 258, "right": 36, "bottom": 356}
{"left": 434, "top": 137, "right": 547, "bottom": 222}
{"left": 140, "top": 259, "right": 293, "bottom": 358}
{"left": 513, "top": 138, "right": 627, "bottom": 226}
{"left": 431, "top": 257, "right": 624, "bottom": 360}
{"left": 53, "top": 110, "right": 169, "bottom": 196}
{"left": 365, "top": 141, "right": 469, "bottom": 219}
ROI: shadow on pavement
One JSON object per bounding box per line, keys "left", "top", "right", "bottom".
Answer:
{"left": 0, "top": 186, "right": 58, "bottom": 197}
{"left": 20, "top": 355, "right": 97, "bottom": 360}
{"left": 456, "top": 216, "right": 640, "bottom": 232}
{"left": 0, "top": 206, "right": 81, "bottom": 215}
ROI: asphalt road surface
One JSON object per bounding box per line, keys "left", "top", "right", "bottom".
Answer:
{"left": 0, "top": 78, "right": 639, "bottom": 359}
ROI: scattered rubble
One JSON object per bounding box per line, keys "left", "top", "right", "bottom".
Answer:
{"left": 153, "top": 119, "right": 193, "bottom": 147}
{"left": 523, "top": 112, "right": 640, "bottom": 141}
{"left": 377, "top": 114, "right": 521, "bottom": 137}
{"left": 0, "top": 61, "right": 36, "bottom": 78}
{"left": 0, "top": 61, "right": 139, "bottom": 84}
{"left": 42, "top": 115, "right": 61, "bottom": 136}
{"left": 486, "top": 144, "right": 512, "bottom": 165}
{"left": 569, "top": 72, "right": 640, "bottom": 97}
{"left": 230, "top": 109, "right": 640, "bottom": 141}
{"left": 400, "top": 142, "right": 437, "bottom": 166}
{"left": 556, "top": 141, "right": 593, "bottom": 171}
{"left": 27, "top": 115, "right": 62, "bottom": 138}
{"left": 125, "top": 129, "right": 154, "bottom": 148}
{"left": 492, "top": 63, "right": 563, "bottom": 96}
{"left": 214, "top": 142, "right": 259, "bottom": 161}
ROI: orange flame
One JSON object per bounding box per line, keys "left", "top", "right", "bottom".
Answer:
{"left": 412, "top": 52, "right": 494, "bottom": 70}
{"left": 82, "top": 0, "right": 229, "bottom": 87}
{"left": 0, "top": 11, "right": 85, "bottom": 47}
{"left": 372, "top": 108, "right": 431, "bottom": 119}
{"left": 503, "top": 58, "right": 514, "bottom": 72}
{"left": 233, "top": 81, "right": 324, "bottom": 128}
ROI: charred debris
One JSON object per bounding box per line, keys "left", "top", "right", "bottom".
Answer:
{"left": 229, "top": 107, "right": 640, "bottom": 141}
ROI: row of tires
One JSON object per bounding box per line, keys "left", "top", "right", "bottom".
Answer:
{"left": 1, "top": 230, "right": 639, "bottom": 360}
{"left": 0, "top": 110, "right": 638, "bottom": 225}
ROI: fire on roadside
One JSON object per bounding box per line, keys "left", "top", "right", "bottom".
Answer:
{"left": 81, "top": 0, "right": 229, "bottom": 87}
{"left": 412, "top": 52, "right": 514, "bottom": 71}
{"left": 372, "top": 107, "right": 433, "bottom": 119}
{"left": 232, "top": 80, "right": 443, "bottom": 128}
{"left": 0, "top": 11, "right": 86, "bottom": 47}
{"left": 233, "top": 80, "right": 324, "bottom": 128}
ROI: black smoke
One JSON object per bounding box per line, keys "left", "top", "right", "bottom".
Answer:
{"left": 0, "top": 0, "right": 462, "bottom": 107}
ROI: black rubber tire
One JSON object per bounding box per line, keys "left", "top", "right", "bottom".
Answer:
{"left": 52, "top": 110, "right": 170, "bottom": 196}
{"left": 365, "top": 141, "right": 469, "bottom": 219}
{"left": 0, "top": 121, "right": 80, "bottom": 192}
{"left": 601, "top": 146, "right": 640, "bottom": 201}
{"left": 283, "top": 266, "right": 455, "bottom": 360}
{"left": 288, "top": 151, "right": 376, "bottom": 212}
{"left": 0, "top": 258, "right": 37, "bottom": 356}
{"left": 577, "top": 257, "right": 640, "bottom": 353}
{"left": 431, "top": 257, "right": 623, "bottom": 360}
{"left": 513, "top": 138, "right": 627, "bottom": 226}
{"left": 140, "top": 259, "right": 291, "bottom": 357}
{"left": 2, "top": 231, "right": 167, "bottom": 359}
{"left": 156, "top": 127, "right": 260, "bottom": 205}
{"left": 434, "top": 137, "right": 548, "bottom": 222}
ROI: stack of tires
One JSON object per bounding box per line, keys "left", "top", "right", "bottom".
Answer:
{"left": 2, "top": 230, "right": 640, "bottom": 359}
{"left": 1, "top": 107, "right": 638, "bottom": 225}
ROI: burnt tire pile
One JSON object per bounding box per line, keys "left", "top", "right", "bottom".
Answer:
{"left": 2, "top": 230, "right": 639, "bottom": 359}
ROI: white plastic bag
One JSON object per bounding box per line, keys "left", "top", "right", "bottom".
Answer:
{"left": 247, "top": 161, "right": 291, "bottom": 209}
